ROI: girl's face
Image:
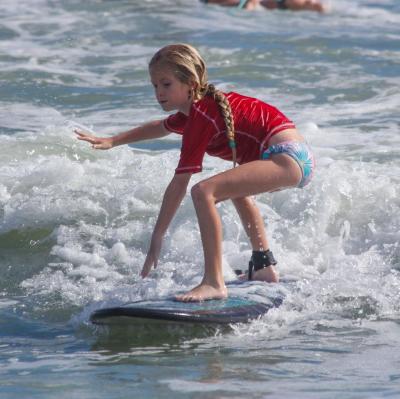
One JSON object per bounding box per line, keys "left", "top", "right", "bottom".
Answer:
{"left": 150, "top": 67, "right": 194, "bottom": 115}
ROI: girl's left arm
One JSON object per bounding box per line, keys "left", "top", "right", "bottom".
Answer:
{"left": 75, "top": 119, "right": 170, "bottom": 149}
{"left": 141, "top": 172, "right": 192, "bottom": 278}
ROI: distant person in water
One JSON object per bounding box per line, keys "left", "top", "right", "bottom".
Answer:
{"left": 75, "top": 44, "right": 314, "bottom": 302}
{"left": 200, "top": 0, "right": 327, "bottom": 13}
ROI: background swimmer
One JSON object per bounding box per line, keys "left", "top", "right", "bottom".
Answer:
{"left": 200, "top": 0, "right": 328, "bottom": 13}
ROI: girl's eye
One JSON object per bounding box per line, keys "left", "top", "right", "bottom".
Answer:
{"left": 163, "top": 83, "right": 171, "bottom": 88}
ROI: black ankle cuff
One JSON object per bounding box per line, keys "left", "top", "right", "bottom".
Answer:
{"left": 248, "top": 250, "right": 277, "bottom": 280}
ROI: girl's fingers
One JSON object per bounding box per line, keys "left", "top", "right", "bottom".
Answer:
{"left": 140, "top": 258, "right": 152, "bottom": 278}
{"left": 74, "top": 129, "right": 90, "bottom": 137}
{"left": 74, "top": 130, "right": 101, "bottom": 145}
{"left": 141, "top": 264, "right": 152, "bottom": 278}
{"left": 141, "top": 253, "right": 159, "bottom": 278}
{"left": 79, "top": 136, "right": 95, "bottom": 143}
{"left": 74, "top": 130, "right": 96, "bottom": 141}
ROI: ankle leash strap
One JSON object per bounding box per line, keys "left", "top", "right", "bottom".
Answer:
{"left": 248, "top": 250, "right": 277, "bottom": 280}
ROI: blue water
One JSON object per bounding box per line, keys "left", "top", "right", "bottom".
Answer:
{"left": 1, "top": 0, "right": 400, "bottom": 398}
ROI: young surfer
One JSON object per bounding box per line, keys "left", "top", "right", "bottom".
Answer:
{"left": 75, "top": 43, "right": 314, "bottom": 301}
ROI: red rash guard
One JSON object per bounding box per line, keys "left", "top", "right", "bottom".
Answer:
{"left": 163, "top": 91, "right": 296, "bottom": 174}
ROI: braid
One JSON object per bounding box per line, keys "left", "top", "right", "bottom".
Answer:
{"left": 204, "top": 84, "right": 237, "bottom": 168}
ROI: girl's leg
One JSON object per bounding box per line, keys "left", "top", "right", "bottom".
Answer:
{"left": 175, "top": 179, "right": 228, "bottom": 302}
{"left": 176, "top": 154, "right": 301, "bottom": 302}
{"left": 232, "top": 196, "right": 278, "bottom": 282}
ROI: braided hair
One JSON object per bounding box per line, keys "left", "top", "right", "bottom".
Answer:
{"left": 149, "top": 44, "right": 237, "bottom": 168}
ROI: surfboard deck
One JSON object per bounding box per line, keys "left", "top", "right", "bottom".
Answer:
{"left": 90, "top": 290, "right": 283, "bottom": 326}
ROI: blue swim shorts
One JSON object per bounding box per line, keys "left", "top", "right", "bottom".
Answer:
{"left": 262, "top": 141, "right": 315, "bottom": 188}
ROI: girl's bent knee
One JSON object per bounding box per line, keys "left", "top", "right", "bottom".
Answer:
{"left": 191, "top": 182, "right": 204, "bottom": 201}
{"left": 191, "top": 182, "right": 213, "bottom": 203}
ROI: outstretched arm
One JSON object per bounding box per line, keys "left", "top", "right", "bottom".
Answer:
{"left": 75, "top": 119, "right": 169, "bottom": 149}
{"left": 141, "top": 172, "right": 192, "bottom": 278}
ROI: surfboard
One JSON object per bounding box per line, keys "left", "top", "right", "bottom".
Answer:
{"left": 90, "top": 281, "right": 285, "bottom": 326}
{"left": 90, "top": 296, "right": 279, "bottom": 326}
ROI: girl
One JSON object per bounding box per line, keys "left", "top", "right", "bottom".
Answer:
{"left": 75, "top": 43, "right": 314, "bottom": 302}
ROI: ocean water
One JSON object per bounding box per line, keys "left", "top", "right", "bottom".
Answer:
{"left": 1, "top": 0, "right": 399, "bottom": 397}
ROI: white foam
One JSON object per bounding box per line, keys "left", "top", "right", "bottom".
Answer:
{"left": 0, "top": 116, "right": 395, "bottom": 328}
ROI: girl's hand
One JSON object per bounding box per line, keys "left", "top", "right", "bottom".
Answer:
{"left": 141, "top": 235, "right": 162, "bottom": 278}
{"left": 74, "top": 129, "right": 113, "bottom": 150}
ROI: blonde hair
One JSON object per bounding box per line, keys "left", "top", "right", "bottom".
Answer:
{"left": 149, "top": 44, "right": 237, "bottom": 167}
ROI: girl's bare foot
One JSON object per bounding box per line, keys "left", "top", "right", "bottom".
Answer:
{"left": 175, "top": 283, "right": 228, "bottom": 302}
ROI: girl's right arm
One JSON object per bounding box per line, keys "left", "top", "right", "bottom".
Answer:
{"left": 74, "top": 119, "right": 169, "bottom": 149}
{"left": 141, "top": 172, "right": 192, "bottom": 278}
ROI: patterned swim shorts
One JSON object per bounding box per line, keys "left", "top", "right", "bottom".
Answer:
{"left": 262, "top": 141, "right": 315, "bottom": 188}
